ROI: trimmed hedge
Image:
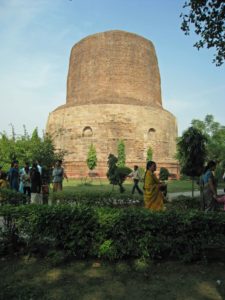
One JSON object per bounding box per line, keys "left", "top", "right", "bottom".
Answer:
{"left": 0, "top": 188, "right": 28, "bottom": 205}
{"left": 49, "top": 190, "right": 143, "bottom": 207}
{"left": 0, "top": 204, "right": 225, "bottom": 262}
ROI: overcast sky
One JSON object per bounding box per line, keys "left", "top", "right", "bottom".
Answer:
{"left": 0, "top": 0, "right": 224, "bottom": 137}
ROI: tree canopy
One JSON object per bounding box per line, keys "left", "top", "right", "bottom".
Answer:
{"left": 0, "top": 127, "right": 64, "bottom": 171}
{"left": 191, "top": 114, "right": 225, "bottom": 163}
{"left": 180, "top": 0, "right": 225, "bottom": 66}
{"left": 177, "top": 126, "right": 208, "bottom": 177}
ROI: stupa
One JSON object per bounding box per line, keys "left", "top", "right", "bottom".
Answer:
{"left": 46, "top": 30, "right": 179, "bottom": 177}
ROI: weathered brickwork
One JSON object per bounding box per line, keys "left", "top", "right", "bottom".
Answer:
{"left": 46, "top": 30, "right": 179, "bottom": 177}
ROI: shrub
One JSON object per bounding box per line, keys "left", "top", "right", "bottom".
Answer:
{"left": 146, "top": 147, "right": 153, "bottom": 161}
{"left": 166, "top": 195, "right": 201, "bottom": 211}
{"left": 106, "top": 154, "right": 132, "bottom": 193}
{"left": 0, "top": 188, "right": 28, "bottom": 205}
{"left": 117, "top": 140, "right": 126, "bottom": 167}
{"left": 49, "top": 190, "right": 143, "bottom": 207}
{"left": 0, "top": 205, "right": 225, "bottom": 262}
{"left": 138, "top": 167, "right": 145, "bottom": 182}
{"left": 159, "top": 167, "right": 170, "bottom": 181}
{"left": 86, "top": 143, "right": 97, "bottom": 170}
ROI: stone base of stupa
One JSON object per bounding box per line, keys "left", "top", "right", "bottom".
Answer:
{"left": 46, "top": 103, "right": 179, "bottom": 178}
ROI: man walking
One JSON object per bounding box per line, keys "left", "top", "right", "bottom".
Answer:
{"left": 128, "top": 165, "right": 143, "bottom": 195}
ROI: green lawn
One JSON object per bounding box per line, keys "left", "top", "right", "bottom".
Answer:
{"left": 60, "top": 179, "right": 200, "bottom": 194}
{"left": 1, "top": 257, "right": 224, "bottom": 300}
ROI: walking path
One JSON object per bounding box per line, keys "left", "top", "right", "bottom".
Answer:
{"left": 168, "top": 189, "right": 224, "bottom": 201}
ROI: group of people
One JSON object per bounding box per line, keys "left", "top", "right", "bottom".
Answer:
{"left": 129, "top": 160, "right": 225, "bottom": 212}
{"left": 0, "top": 159, "right": 68, "bottom": 204}
{"left": 1, "top": 157, "right": 225, "bottom": 211}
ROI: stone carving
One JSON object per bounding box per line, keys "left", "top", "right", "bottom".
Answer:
{"left": 46, "top": 30, "right": 179, "bottom": 177}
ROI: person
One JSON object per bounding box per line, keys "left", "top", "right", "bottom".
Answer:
{"left": 30, "top": 162, "right": 42, "bottom": 204}
{"left": 223, "top": 170, "right": 225, "bottom": 192}
{"left": 143, "top": 161, "right": 165, "bottom": 211}
{"left": 0, "top": 172, "right": 9, "bottom": 189}
{"left": 36, "top": 160, "right": 42, "bottom": 175}
{"left": 52, "top": 160, "right": 68, "bottom": 192}
{"left": 8, "top": 160, "right": 20, "bottom": 192}
{"left": 128, "top": 165, "right": 143, "bottom": 195}
{"left": 19, "top": 162, "right": 29, "bottom": 193}
{"left": 41, "top": 166, "right": 51, "bottom": 204}
{"left": 201, "top": 160, "right": 217, "bottom": 211}
{"left": 22, "top": 163, "right": 31, "bottom": 199}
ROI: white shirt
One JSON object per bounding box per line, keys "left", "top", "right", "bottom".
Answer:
{"left": 129, "top": 169, "right": 141, "bottom": 180}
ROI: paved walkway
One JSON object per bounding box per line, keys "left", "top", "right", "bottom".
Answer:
{"left": 168, "top": 189, "right": 224, "bottom": 201}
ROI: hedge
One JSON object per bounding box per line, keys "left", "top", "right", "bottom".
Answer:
{"left": 0, "top": 204, "right": 225, "bottom": 262}
{"left": 49, "top": 190, "right": 143, "bottom": 207}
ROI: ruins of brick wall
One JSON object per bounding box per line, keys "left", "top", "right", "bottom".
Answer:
{"left": 46, "top": 30, "right": 179, "bottom": 178}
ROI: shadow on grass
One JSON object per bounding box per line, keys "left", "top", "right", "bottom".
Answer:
{"left": 0, "top": 257, "right": 225, "bottom": 300}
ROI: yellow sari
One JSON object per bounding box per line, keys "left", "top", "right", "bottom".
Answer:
{"left": 143, "top": 170, "right": 164, "bottom": 211}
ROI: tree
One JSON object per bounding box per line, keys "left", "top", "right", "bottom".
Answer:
{"left": 146, "top": 146, "right": 153, "bottom": 161}
{"left": 177, "top": 126, "right": 207, "bottom": 197}
{"left": 106, "top": 154, "right": 132, "bottom": 193}
{"left": 180, "top": 0, "right": 225, "bottom": 66}
{"left": 159, "top": 167, "right": 170, "bottom": 181}
{"left": 0, "top": 127, "right": 64, "bottom": 171}
{"left": 86, "top": 143, "right": 97, "bottom": 171}
{"left": 191, "top": 114, "right": 225, "bottom": 181}
{"left": 191, "top": 114, "right": 225, "bottom": 163}
{"left": 117, "top": 139, "right": 126, "bottom": 167}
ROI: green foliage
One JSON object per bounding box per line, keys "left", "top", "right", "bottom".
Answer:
{"left": 138, "top": 167, "right": 145, "bottom": 182}
{"left": 1, "top": 205, "right": 225, "bottom": 262}
{"left": 106, "top": 154, "right": 118, "bottom": 185}
{"left": 0, "top": 127, "right": 65, "bottom": 171}
{"left": 106, "top": 154, "right": 132, "bottom": 193}
{"left": 177, "top": 126, "right": 207, "bottom": 177}
{"left": 117, "top": 139, "right": 126, "bottom": 167}
{"left": 86, "top": 143, "right": 97, "bottom": 170}
{"left": 49, "top": 190, "right": 143, "bottom": 207}
{"left": 98, "top": 239, "right": 118, "bottom": 260}
{"left": 191, "top": 115, "right": 225, "bottom": 164}
{"left": 180, "top": 0, "right": 225, "bottom": 66}
{"left": 166, "top": 195, "right": 201, "bottom": 211}
{"left": 0, "top": 189, "right": 28, "bottom": 205}
{"left": 159, "top": 167, "right": 170, "bottom": 181}
{"left": 146, "top": 146, "right": 153, "bottom": 161}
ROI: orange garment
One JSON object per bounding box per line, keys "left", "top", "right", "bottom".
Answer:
{"left": 0, "top": 179, "right": 9, "bottom": 189}
{"left": 143, "top": 170, "right": 164, "bottom": 211}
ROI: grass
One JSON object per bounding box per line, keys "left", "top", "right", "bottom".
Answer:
{"left": 60, "top": 179, "right": 200, "bottom": 194}
{"left": 0, "top": 257, "right": 224, "bottom": 300}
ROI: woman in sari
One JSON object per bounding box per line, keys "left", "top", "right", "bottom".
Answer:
{"left": 201, "top": 160, "right": 217, "bottom": 211}
{"left": 143, "top": 161, "right": 165, "bottom": 211}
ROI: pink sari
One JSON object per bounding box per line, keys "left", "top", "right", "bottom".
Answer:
{"left": 216, "top": 195, "right": 225, "bottom": 211}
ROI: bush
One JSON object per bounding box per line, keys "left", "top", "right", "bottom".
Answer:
{"left": 159, "top": 167, "right": 170, "bottom": 181}
{"left": 49, "top": 190, "right": 143, "bottom": 207}
{"left": 166, "top": 196, "right": 201, "bottom": 211}
{"left": 0, "top": 205, "right": 225, "bottom": 262}
{"left": 0, "top": 188, "right": 28, "bottom": 205}
{"left": 106, "top": 154, "right": 132, "bottom": 193}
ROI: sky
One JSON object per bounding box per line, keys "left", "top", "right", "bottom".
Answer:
{"left": 0, "top": 0, "right": 224, "bottom": 137}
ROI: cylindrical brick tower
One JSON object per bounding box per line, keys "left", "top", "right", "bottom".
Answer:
{"left": 46, "top": 30, "right": 179, "bottom": 178}
{"left": 66, "top": 30, "right": 162, "bottom": 107}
